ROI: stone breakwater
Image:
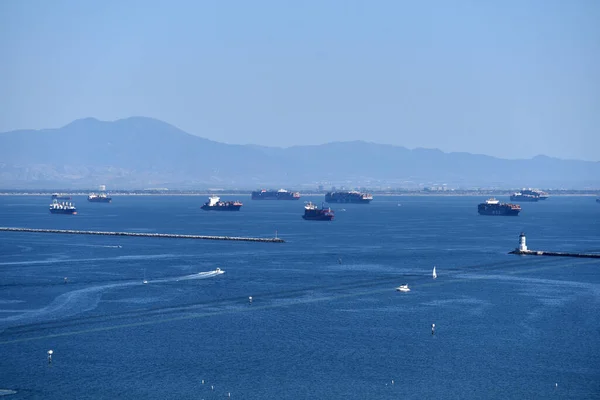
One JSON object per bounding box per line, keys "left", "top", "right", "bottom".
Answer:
{"left": 509, "top": 249, "right": 600, "bottom": 259}
{"left": 0, "top": 227, "right": 285, "bottom": 243}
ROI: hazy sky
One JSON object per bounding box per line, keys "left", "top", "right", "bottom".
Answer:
{"left": 1, "top": 1, "right": 599, "bottom": 160}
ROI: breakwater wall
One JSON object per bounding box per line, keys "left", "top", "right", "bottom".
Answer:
{"left": 509, "top": 249, "right": 600, "bottom": 259}
{"left": 0, "top": 227, "right": 285, "bottom": 243}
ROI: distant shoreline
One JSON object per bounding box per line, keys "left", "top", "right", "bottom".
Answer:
{"left": 0, "top": 192, "right": 597, "bottom": 197}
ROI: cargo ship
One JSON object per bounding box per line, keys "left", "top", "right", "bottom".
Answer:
{"left": 324, "top": 191, "right": 373, "bottom": 204}
{"left": 521, "top": 188, "right": 549, "bottom": 200}
{"left": 252, "top": 189, "right": 301, "bottom": 200}
{"left": 478, "top": 198, "right": 521, "bottom": 216}
{"left": 510, "top": 192, "right": 539, "bottom": 202}
{"left": 88, "top": 193, "right": 112, "bottom": 203}
{"left": 49, "top": 200, "right": 77, "bottom": 215}
{"left": 302, "top": 202, "right": 334, "bottom": 221}
{"left": 201, "top": 196, "right": 242, "bottom": 211}
{"left": 51, "top": 193, "right": 71, "bottom": 200}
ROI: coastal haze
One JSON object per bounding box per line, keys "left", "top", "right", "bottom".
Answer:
{"left": 1, "top": 117, "right": 599, "bottom": 190}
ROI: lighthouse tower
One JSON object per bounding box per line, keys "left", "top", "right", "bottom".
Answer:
{"left": 518, "top": 232, "right": 528, "bottom": 252}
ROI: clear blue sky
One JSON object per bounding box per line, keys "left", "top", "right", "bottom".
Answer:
{"left": 1, "top": 0, "right": 599, "bottom": 160}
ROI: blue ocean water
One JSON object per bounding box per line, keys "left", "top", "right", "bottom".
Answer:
{"left": 0, "top": 195, "right": 599, "bottom": 399}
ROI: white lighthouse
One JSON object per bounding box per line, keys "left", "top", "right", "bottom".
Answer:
{"left": 518, "top": 232, "right": 528, "bottom": 252}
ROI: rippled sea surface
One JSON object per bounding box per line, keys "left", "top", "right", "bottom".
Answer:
{"left": 0, "top": 195, "right": 599, "bottom": 399}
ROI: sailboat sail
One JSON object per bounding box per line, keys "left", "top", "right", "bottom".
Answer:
{"left": 432, "top": 266, "right": 437, "bottom": 279}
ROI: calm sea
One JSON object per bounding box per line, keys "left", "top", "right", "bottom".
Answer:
{"left": 0, "top": 195, "right": 599, "bottom": 399}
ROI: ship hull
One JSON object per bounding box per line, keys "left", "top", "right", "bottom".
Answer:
{"left": 478, "top": 206, "right": 520, "bottom": 216}
{"left": 325, "top": 197, "right": 371, "bottom": 204}
{"left": 510, "top": 196, "right": 538, "bottom": 202}
{"left": 201, "top": 205, "right": 242, "bottom": 211}
{"left": 252, "top": 191, "right": 300, "bottom": 200}
{"left": 50, "top": 209, "right": 77, "bottom": 215}
{"left": 302, "top": 214, "right": 334, "bottom": 221}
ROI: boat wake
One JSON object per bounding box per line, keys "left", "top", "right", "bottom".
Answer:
{"left": 0, "top": 269, "right": 225, "bottom": 332}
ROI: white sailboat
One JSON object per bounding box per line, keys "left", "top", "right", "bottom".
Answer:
{"left": 432, "top": 266, "right": 437, "bottom": 279}
{"left": 143, "top": 268, "right": 148, "bottom": 284}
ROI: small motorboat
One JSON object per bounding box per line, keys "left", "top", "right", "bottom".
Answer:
{"left": 396, "top": 284, "right": 410, "bottom": 292}
{"left": 214, "top": 268, "right": 225, "bottom": 275}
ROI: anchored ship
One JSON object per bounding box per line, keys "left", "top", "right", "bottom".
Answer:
{"left": 201, "top": 196, "right": 242, "bottom": 211}
{"left": 51, "top": 193, "right": 71, "bottom": 200}
{"left": 477, "top": 198, "right": 521, "bottom": 216}
{"left": 49, "top": 200, "right": 77, "bottom": 215}
{"left": 88, "top": 192, "right": 112, "bottom": 203}
{"left": 302, "top": 202, "right": 334, "bottom": 221}
{"left": 521, "top": 188, "right": 549, "bottom": 200}
{"left": 510, "top": 192, "right": 539, "bottom": 202}
{"left": 251, "top": 189, "right": 301, "bottom": 200}
{"left": 324, "top": 191, "right": 373, "bottom": 204}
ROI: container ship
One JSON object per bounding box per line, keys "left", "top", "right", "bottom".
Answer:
{"left": 88, "top": 193, "right": 112, "bottom": 203}
{"left": 510, "top": 192, "right": 539, "bottom": 202}
{"left": 302, "top": 202, "right": 334, "bottom": 221}
{"left": 521, "top": 188, "right": 549, "bottom": 200}
{"left": 324, "top": 191, "right": 373, "bottom": 204}
{"left": 201, "top": 196, "right": 242, "bottom": 211}
{"left": 51, "top": 193, "right": 72, "bottom": 200}
{"left": 478, "top": 198, "right": 521, "bottom": 216}
{"left": 49, "top": 200, "right": 77, "bottom": 215}
{"left": 251, "top": 189, "right": 301, "bottom": 200}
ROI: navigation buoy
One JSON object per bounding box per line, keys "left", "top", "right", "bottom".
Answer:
{"left": 228, "top": 392, "right": 231, "bottom": 397}
{"left": 47, "top": 349, "right": 53, "bottom": 363}
{"left": 431, "top": 323, "right": 435, "bottom": 335}
{"left": 249, "top": 296, "right": 253, "bottom": 304}
{"left": 555, "top": 383, "right": 558, "bottom": 388}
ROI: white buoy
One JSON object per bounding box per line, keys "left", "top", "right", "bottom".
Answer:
{"left": 555, "top": 383, "right": 558, "bottom": 388}
{"left": 211, "top": 385, "right": 214, "bottom": 391}
{"left": 431, "top": 323, "right": 435, "bottom": 335}
{"left": 249, "top": 296, "right": 253, "bottom": 304}
{"left": 47, "top": 349, "right": 53, "bottom": 363}
{"left": 391, "top": 380, "right": 394, "bottom": 385}
{"left": 201, "top": 379, "right": 204, "bottom": 384}
{"left": 228, "top": 392, "right": 231, "bottom": 397}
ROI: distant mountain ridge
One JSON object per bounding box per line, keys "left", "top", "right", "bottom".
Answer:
{"left": 0, "top": 117, "right": 598, "bottom": 189}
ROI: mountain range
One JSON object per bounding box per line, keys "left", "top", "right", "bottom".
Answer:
{"left": 1, "top": 117, "right": 598, "bottom": 189}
